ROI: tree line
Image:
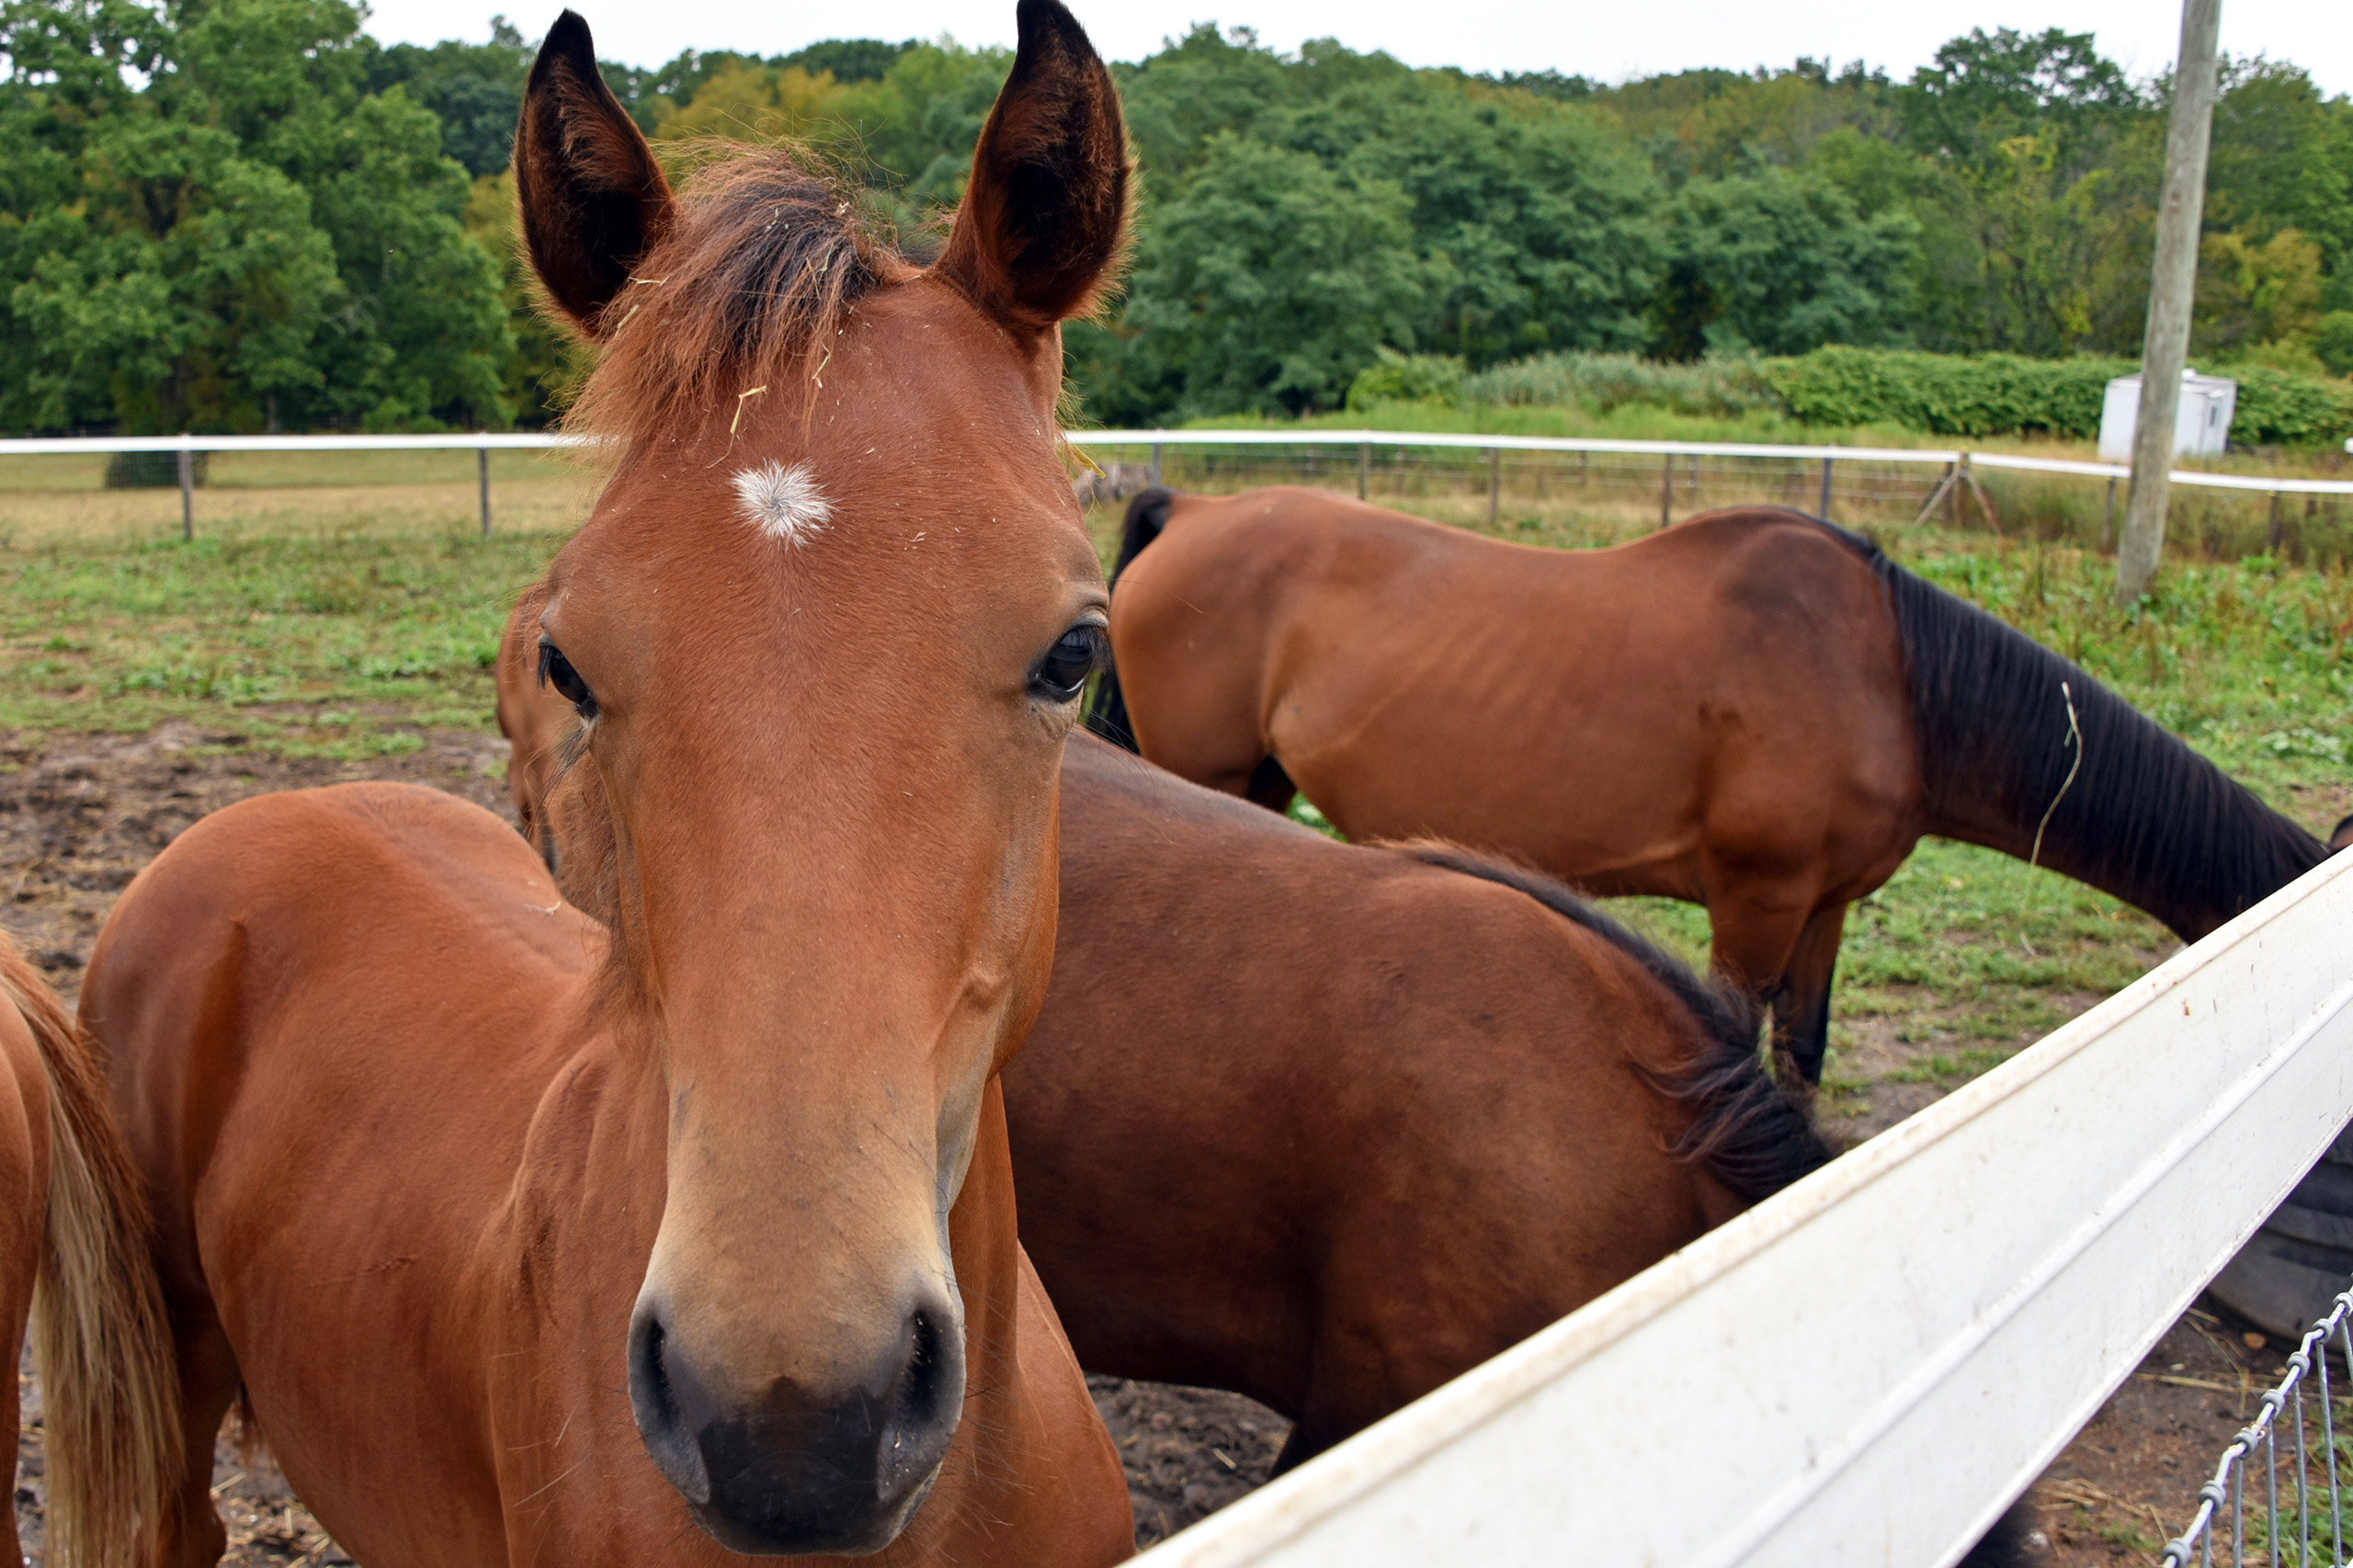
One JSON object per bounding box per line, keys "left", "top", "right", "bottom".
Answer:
{"left": 2, "top": 0, "right": 2347, "bottom": 435}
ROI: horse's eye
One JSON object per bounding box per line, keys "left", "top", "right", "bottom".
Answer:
{"left": 1031, "top": 625, "right": 1103, "bottom": 704}
{"left": 538, "top": 639, "right": 598, "bottom": 721}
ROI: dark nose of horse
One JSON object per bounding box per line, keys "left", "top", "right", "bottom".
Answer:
{"left": 626, "top": 1293, "right": 963, "bottom": 1555}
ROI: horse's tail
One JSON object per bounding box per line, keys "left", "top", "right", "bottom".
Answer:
{"left": 1397, "top": 845, "right": 1833, "bottom": 1204}
{"left": 1083, "top": 485, "right": 1177, "bottom": 751}
{"left": 1809, "top": 515, "right": 2327, "bottom": 938}
{"left": 1, "top": 943, "right": 183, "bottom": 1568}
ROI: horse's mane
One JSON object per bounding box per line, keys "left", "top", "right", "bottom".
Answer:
{"left": 563, "top": 146, "right": 915, "bottom": 445}
{"left": 1392, "top": 842, "right": 1833, "bottom": 1203}
{"left": 1802, "top": 514, "right": 2326, "bottom": 937}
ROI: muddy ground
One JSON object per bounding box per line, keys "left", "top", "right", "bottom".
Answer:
{"left": 0, "top": 724, "right": 2297, "bottom": 1562}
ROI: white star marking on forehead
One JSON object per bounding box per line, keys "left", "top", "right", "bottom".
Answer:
{"left": 732, "top": 460, "right": 833, "bottom": 546}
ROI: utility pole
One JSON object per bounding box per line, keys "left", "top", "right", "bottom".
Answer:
{"left": 2116, "top": 0, "right": 2222, "bottom": 604}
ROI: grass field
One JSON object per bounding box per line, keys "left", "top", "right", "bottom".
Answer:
{"left": 0, "top": 470, "right": 2345, "bottom": 1111}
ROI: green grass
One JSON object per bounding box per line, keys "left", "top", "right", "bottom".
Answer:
{"left": 6, "top": 501, "right": 2347, "bottom": 1113}
{"left": 0, "top": 530, "right": 564, "bottom": 756}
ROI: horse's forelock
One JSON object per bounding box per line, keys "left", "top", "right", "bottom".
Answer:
{"left": 563, "top": 146, "right": 903, "bottom": 448}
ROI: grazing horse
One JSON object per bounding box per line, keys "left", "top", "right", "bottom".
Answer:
{"left": 0, "top": 936, "right": 178, "bottom": 1568}
{"left": 80, "top": 5, "right": 1136, "bottom": 1563}
{"left": 504, "top": 632, "right": 1830, "bottom": 1468}
{"left": 1089, "top": 487, "right": 2331, "bottom": 1081}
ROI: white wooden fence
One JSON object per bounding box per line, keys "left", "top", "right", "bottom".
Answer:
{"left": 1126, "top": 850, "right": 2353, "bottom": 1567}
{"left": 6, "top": 425, "right": 2350, "bottom": 531}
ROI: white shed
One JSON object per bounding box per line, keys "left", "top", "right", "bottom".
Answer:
{"left": 2097, "top": 369, "right": 2237, "bottom": 460}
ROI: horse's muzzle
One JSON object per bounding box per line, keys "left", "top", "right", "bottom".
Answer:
{"left": 627, "top": 1290, "right": 963, "bottom": 1555}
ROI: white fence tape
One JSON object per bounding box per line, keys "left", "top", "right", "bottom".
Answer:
{"left": 2, "top": 429, "right": 2347, "bottom": 494}
{"left": 0, "top": 432, "right": 577, "bottom": 455}
{"left": 1131, "top": 852, "right": 2353, "bottom": 1568}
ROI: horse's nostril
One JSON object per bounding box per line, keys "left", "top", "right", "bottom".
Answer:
{"left": 879, "top": 1304, "right": 954, "bottom": 1491}
{"left": 627, "top": 1307, "right": 711, "bottom": 1506}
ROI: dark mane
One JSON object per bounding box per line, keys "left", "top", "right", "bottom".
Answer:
{"left": 563, "top": 146, "right": 913, "bottom": 444}
{"left": 1802, "top": 514, "right": 2327, "bottom": 937}
{"left": 1395, "top": 842, "right": 1833, "bottom": 1204}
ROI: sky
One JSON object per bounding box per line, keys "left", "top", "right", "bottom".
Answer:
{"left": 360, "top": 0, "right": 2353, "bottom": 96}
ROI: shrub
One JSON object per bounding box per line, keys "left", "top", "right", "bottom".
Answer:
{"left": 1347, "top": 348, "right": 1466, "bottom": 411}
{"left": 2225, "top": 365, "right": 2353, "bottom": 446}
{"left": 1762, "top": 345, "right": 2353, "bottom": 446}
{"left": 1762, "top": 347, "right": 2131, "bottom": 437}
{"left": 1461, "top": 351, "right": 1783, "bottom": 418}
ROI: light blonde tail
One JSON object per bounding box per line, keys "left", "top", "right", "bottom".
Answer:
{"left": 1, "top": 944, "right": 182, "bottom": 1568}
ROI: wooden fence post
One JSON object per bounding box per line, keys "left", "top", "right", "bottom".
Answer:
{"left": 479, "top": 445, "right": 492, "bottom": 537}
{"left": 1487, "top": 448, "right": 1500, "bottom": 526}
{"left": 1818, "top": 457, "right": 1834, "bottom": 519}
{"left": 1659, "top": 453, "right": 1672, "bottom": 529}
{"left": 177, "top": 442, "right": 194, "bottom": 540}
{"left": 1358, "top": 441, "right": 1370, "bottom": 501}
{"left": 2116, "top": 0, "right": 2222, "bottom": 603}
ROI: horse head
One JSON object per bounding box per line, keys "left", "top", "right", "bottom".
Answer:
{"left": 511, "top": 4, "right": 1125, "bottom": 1551}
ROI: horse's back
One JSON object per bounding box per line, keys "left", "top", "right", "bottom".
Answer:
{"left": 1018, "top": 737, "right": 1720, "bottom": 1427}
{"left": 1115, "top": 493, "right": 1915, "bottom": 895}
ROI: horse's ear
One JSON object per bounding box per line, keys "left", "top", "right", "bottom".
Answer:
{"left": 935, "top": 0, "right": 1129, "bottom": 335}
{"left": 513, "top": 10, "right": 676, "bottom": 336}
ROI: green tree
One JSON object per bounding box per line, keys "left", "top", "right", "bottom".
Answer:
{"left": 1660, "top": 164, "right": 1919, "bottom": 356}
{"left": 369, "top": 18, "right": 530, "bottom": 177}
{"left": 1095, "top": 133, "right": 1427, "bottom": 419}
{"left": 0, "top": 0, "right": 512, "bottom": 433}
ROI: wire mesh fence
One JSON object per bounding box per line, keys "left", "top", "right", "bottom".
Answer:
{"left": 1069, "top": 437, "right": 2353, "bottom": 564}
{"left": 2, "top": 430, "right": 2348, "bottom": 565}
{"left": 2162, "top": 1285, "right": 2353, "bottom": 1568}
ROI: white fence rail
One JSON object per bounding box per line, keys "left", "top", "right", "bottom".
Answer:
{"left": 4, "top": 427, "right": 2346, "bottom": 540}
{"left": 1129, "top": 852, "right": 2353, "bottom": 1568}
{"left": 5, "top": 428, "right": 2349, "bottom": 487}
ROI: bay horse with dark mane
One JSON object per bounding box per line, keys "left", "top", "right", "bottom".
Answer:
{"left": 1090, "top": 486, "right": 2336, "bottom": 1081}
{"left": 79, "top": 6, "right": 1136, "bottom": 1562}
{"left": 0, "top": 936, "right": 178, "bottom": 1568}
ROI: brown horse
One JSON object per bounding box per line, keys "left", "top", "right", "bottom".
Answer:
{"left": 0, "top": 936, "right": 178, "bottom": 1568}
{"left": 1006, "top": 734, "right": 1829, "bottom": 1466}
{"left": 503, "top": 629, "right": 1828, "bottom": 1470}
{"left": 79, "top": 6, "right": 1136, "bottom": 1562}
{"left": 1089, "top": 487, "right": 2332, "bottom": 1081}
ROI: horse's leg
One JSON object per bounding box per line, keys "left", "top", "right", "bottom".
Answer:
{"left": 155, "top": 1308, "right": 239, "bottom": 1566}
{"left": 1244, "top": 754, "right": 1297, "bottom": 812}
{"left": 1701, "top": 882, "right": 1816, "bottom": 1075}
{"left": 1771, "top": 903, "right": 1849, "bottom": 1086}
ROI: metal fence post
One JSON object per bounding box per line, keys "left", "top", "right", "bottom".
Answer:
{"left": 479, "top": 444, "right": 492, "bottom": 537}
{"left": 1818, "top": 457, "right": 1834, "bottom": 519}
{"left": 1487, "top": 448, "right": 1500, "bottom": 526}
{"left": 1358, "top": 441, "right": 1370, "bottom": 501}
{"left": 177, "top": 439, "right": 194, "bottom": 540}
{"left": 1659, "top": 453, "right": 1672, "bottom": 529}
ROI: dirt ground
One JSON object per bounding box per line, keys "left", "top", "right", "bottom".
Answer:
{"left": 0, "top": 724, "right": 2303, "bottom": 1563}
